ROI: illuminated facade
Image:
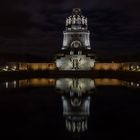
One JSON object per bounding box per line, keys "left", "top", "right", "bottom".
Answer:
{"left": 55, "top": 8, "right": 96, "bottom": 70}
{"left": 18, "top": 63, "right": 56, "bottom": 71}
{"left": 2, "top": 62, "right": 140, "bottom": 72}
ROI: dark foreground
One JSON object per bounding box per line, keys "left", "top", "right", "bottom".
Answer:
{"left": 0, "top": 72, "right": 140, "bottom": 139}
{"left": 0, "top": 82, "right": 140, "bottom": 139}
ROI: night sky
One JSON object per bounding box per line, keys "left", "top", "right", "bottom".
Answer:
{"left": 0, "top": 0, "right": 140, "bottom": 59}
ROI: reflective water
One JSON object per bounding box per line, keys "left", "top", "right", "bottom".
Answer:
{"left": 0, "top": 78, "right": 140, "bottom": 139}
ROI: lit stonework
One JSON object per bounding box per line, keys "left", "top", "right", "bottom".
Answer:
{"left": 63, "top": 8, "right": 90, "bottom": 49}
{"left": 55, "top": 8, "right": 96, "bottom": 70}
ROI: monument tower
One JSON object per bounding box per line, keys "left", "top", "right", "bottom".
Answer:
{"left": 56, "top": 8, "right": 96, "bottom": 70}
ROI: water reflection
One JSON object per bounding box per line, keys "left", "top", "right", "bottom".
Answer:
{"left": 56, "top": 78, "right": 95, "bottom": 94}
{"left": 62, "top": 95, "right": 90, "bottom": 133}
{"left": 0, "top": 78, "right": 140, "bottom": 89}
{"left": 0, "top": 78, "right": 140, "bottom": 134}
{"left": 0, "top": 79, "right": 56, "bottom": 89}
{"left": 56, "top": 79, "right": 94, "bottom": 133}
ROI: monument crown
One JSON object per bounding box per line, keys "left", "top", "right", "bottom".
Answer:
{"left": 66, "top": 8, "right": 88, "bottom": 28}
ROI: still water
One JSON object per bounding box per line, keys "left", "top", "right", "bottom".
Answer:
{"left": 0, "top": 78, "right": 140, "bottom": 139}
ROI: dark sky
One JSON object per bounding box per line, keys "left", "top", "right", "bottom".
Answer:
{"left": 0, "top": 0, "right": 140, "bottom": 58}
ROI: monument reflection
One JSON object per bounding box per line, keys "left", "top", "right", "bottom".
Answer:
{"left": 0, "top": 78, "right": 140, "bottom": 134}
{"left": 56, "top": 78, "right": 95, "bottom": 133}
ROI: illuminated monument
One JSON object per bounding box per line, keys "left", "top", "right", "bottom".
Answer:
{"left": 3, "top": 9, "right": 140, "bottom": 72}
{"left": 56, "top": 8, "right": 96, "bottom": 70}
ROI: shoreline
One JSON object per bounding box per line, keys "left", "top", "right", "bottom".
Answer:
{"left": 0, "top": 70, "right": 140, "bottom": 82}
